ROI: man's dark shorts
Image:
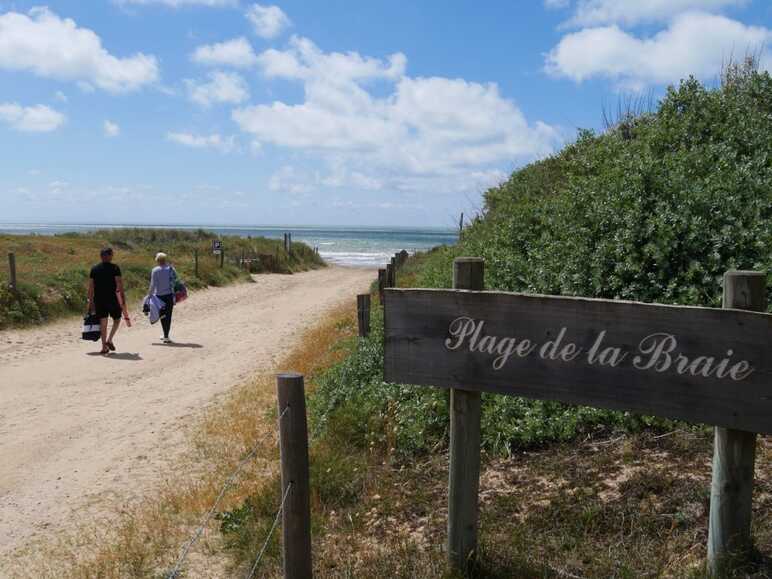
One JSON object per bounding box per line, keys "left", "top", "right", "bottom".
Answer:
{"left": 95, "top": 299, "right": 122, "bottom": 320}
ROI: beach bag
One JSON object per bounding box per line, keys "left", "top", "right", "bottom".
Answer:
{"left": 171, "top": 267, "right": 188, "bottom": 303}
{"left": 81, "top": 313, "right": 101, "bottom": 341}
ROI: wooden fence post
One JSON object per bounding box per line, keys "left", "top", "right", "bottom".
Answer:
{"left": 377, "top": 268, "right": 386, "bottom": 304}
{"left": 8, "top": 252, "right": 17, "bottom": 291}
{"left": 386, "top": 262, "right": 395, "bottom": 289}
{"left": 357, "top": 294, "right": 371, "bottom": 338}
{"left": 708, "top": 271, "right": 766, "bottom": 575}
{"left": 448, "top": 257, "right": 484, "bottom": 573}
{"left": 276, "top": 373, "right": 313, "bottom": 579}
{"left": 220, "top": 248, "right": 225, "bottom": 269}
{"left": 194, "top": 249, "right": 199, "bottom": 278}
{"left": 398, "top": 250, "right": 409, "bottom": 266}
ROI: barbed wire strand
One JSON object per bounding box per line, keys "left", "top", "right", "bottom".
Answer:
{"left": 166, "top": 405, "right": 290, "bottom": 579}
{"left": 245, "top": 480, "right": 293, "bottom": 579}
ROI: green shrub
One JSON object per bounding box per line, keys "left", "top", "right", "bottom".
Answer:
{"left": 312, "top": 68, "right": 769, "bottom": 456}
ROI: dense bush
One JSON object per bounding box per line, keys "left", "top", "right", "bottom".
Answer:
{"left": 313, "top": 68, "right": 770, "bottom": 456}
{"left": 425, "top": 66, "right": 772, "bottom": 308}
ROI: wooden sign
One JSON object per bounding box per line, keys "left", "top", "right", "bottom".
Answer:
{"left": 384, "top": 289, "right": 772, "bottom": 434}
{"left": 212, "top": 239, "right": 222, "bottom": 255}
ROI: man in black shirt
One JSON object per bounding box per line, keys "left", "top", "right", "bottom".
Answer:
{"left": 88, "top": 247, "right": 127, "bottom": 354}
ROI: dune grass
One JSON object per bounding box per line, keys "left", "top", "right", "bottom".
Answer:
{"left": 0, "top": 228, "right": 324, "bottom": 329}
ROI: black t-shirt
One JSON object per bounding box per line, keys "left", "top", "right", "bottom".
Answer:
{"left": 90, "top": 262, "right": 122, "bottom": 303}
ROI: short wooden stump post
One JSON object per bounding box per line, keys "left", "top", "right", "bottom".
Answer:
{"left": 276, "top": 373, "right": 312, "bottom": 579}
{"left": 448, "top": 257, "right": 484, "bottom": 573}
{"left": 708, "top": 271, "right": 767, "bottom": 576}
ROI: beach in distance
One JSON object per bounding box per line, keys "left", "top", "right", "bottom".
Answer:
{"left": 0, "top": 224, "right": 459, "bottom": 268}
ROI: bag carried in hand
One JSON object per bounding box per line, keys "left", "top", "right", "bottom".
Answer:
{"left": 82, "top": 313, "right": 101, "bottom": 341}
{"left": 171, "top": 267, "right": 188, "bottom": 304}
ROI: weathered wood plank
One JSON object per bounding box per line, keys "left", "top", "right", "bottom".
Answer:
{"left": 383, "top": 288, "right": 772, "bottom": 433}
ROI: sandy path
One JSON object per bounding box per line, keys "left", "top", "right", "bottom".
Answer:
{"left": 0, "top": 267, "right": 373, "bottom": 559}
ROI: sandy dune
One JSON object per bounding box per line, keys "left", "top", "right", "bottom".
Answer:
{"left": 0, "top": 266, "right": 373, "bottom": 559}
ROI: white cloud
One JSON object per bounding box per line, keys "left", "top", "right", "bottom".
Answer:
{"left": 191, "top": 37, "right": 258, "bottom": 68}
{"left": 257, "top": 36, "right": 407, "bottom": 82}
{"left": 268, "top": 165, "right": 314, "bottom": 195}
{"left": 186, "top": 71, "right": 250, "bottom": 107}
{"left": 557, "top": 0, "right": 746, "bottom": 27}
{"left": 104, "top": 120, "right": 121, "bottom": 137}
{"left": 544, "top": 0, "right": 570, "bottom": 9}
{"left": 246, "top": 3, "right": 291, "bottom": 39}
{"left": 0, "top": 103, "right": 66, "bottom": 132}
{"left": 234, "top": 36, "right": 558, "bottom": 195}
{"left": 546, "top": 11, "right": 771, "bottom": 88}
{"left": 117, "top": 0, "right": 237, "bottom": 7}
{"left": 0, "top": 8, "right": 159, "bottom": 93}
{"left": 166, "top": 131, "right": 238, "bottom": 153}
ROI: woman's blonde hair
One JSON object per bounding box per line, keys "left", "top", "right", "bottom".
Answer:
{"left": 155, "top": 252, "right": 168, "bottom": 264}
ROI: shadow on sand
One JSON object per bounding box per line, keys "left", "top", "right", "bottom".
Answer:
{"left": 150, "top": 342, "right": 204, "bottom": 349}
{"left": 87, "top": 351, "right": 143, "bottom": 361}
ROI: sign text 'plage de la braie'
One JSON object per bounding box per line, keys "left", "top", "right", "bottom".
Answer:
{"left": 384, "top": 289, "right": 771, "bottom": 434}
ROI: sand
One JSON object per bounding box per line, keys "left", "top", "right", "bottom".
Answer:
{"left": 0, "top": 266, "right": 373, "bottom": 560}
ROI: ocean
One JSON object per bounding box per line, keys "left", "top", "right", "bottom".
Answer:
{"left": 0, "top": 224, "right": 458, "bottom": 268}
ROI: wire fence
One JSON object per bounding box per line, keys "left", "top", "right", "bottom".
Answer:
{"left": 166, "top": 405, "right": 291, "bottom": 579}
{"left": 245, "top": 481, "right": 293, "bottom": 579}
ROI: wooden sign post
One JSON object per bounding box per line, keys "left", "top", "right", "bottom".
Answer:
{"left": 708, "top": 271, "right": 767, "bottom": 574}
{"left": 448, "top": 258, "right": 483, "bottom": 572}
{"left": 383, "top": 259, "right": 771, "bottom": 576}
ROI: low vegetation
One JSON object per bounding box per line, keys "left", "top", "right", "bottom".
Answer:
{"left": 0, "top": 228, "right": 324, "bottom": 329}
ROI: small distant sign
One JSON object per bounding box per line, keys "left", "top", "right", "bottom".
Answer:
{"left": 212, "top": 239, "right": 222, "bottom": 255}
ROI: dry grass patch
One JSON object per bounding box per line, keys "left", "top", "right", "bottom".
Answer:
{"left": 303, "top": 431, "right": 770, "bottom": 578}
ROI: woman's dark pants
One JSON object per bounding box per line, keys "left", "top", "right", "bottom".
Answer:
{"left": 159, "top": 294, "right": 174, "bottom": 338}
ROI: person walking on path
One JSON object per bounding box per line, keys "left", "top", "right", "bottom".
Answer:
{"left": 88, "top": 247, "right": 126, "bottom": 355}
{"left": 148, "top": 252, "right": 177, "bottom": 343}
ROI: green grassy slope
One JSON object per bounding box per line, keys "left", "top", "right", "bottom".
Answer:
{"left": 0, "top": 228, "right": 324, "bottom": 329}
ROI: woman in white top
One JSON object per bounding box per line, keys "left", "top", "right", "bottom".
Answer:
{"left": 148, "top": 252, "right": 176, "bottom": 343}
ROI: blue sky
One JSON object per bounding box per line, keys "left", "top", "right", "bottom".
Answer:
{"left": 0, "top": 0, "right": 770, "bottom": 227}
